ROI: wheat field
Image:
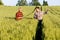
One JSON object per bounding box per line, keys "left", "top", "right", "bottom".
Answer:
{"left": 0, "top": 6, "right": 60, "bottom": 40}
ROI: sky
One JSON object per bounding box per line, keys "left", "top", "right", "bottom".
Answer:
{"left": 2, "top": 0, "right": 60, "bottom": 6}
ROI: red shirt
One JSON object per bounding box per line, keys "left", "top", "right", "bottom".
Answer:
{"left": 16, "top": 11, "right": 23, "bottom": 17}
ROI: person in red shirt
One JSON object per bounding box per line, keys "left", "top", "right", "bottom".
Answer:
{"left": 16, "top": 7, "right": 23, "bottom": 20}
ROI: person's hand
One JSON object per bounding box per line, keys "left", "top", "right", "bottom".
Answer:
{"left": 44, "top": 8, "right": 49, "bottom": 14}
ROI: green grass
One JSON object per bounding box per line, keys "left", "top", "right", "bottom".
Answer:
{"left": 0, "top": 6, "right": 60, "bottom": 40}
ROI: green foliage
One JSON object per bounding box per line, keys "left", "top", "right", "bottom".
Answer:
{"left": 16, "top": 0, "right": 28, "bottom": 6}
{"left": 43, "top": 0, "right": 48, "bottom": 6}
{"left": 30, "top": 0, "right": 41, "bottom": 6}
{"left": 0, "top": 6, "right": 37, "bottom": 40}
{"left": 0, "top": 0, "right": 3, "bottom": 5}
{"left": 0, "top": 6, "right": 60, "bottom": 40}
{"left": 32, "top": 2, "right": 41, "bottom": 6}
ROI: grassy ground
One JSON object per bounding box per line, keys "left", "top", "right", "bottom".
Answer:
{"left": 0, "top": 6, "right": 60, "bottom": 40}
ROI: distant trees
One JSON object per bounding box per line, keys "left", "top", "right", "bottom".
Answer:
{"left": 29, "top": 0, "right": 41, "bottom": 6}
{"left": 43, "top": 0, "right": 48, "bottom": 6}
{"left": 16, "top": 0, "right": 48, "bottom": 6}
{"left": 16, "top": 0, "right": 27, "bottom": 6}
{"left": 0, "top": 0, "right": 3, "bottom": 5}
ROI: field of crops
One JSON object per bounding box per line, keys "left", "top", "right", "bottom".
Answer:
{"left": 0, "top": 6, "right": 60, "bottom": 40}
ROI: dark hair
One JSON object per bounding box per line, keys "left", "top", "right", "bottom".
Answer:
{"left": 35, "top": 7, "right": 40, "bottom": 9}
{"left": 32, "top": 6, "right": 41, "bottom": 13}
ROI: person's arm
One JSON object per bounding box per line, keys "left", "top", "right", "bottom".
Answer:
{"left": 44, "top": 9, "right": 48, "bottom": 14}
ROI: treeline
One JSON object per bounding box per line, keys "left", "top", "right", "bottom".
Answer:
{"left": 0, "top": 0, "right": 48, "bottom": 6}
{"left": 0, "top": 0, "right": 3, "bottom": 5}
{"left": 16, "top": 0, "right": 48, "bottom": 6}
